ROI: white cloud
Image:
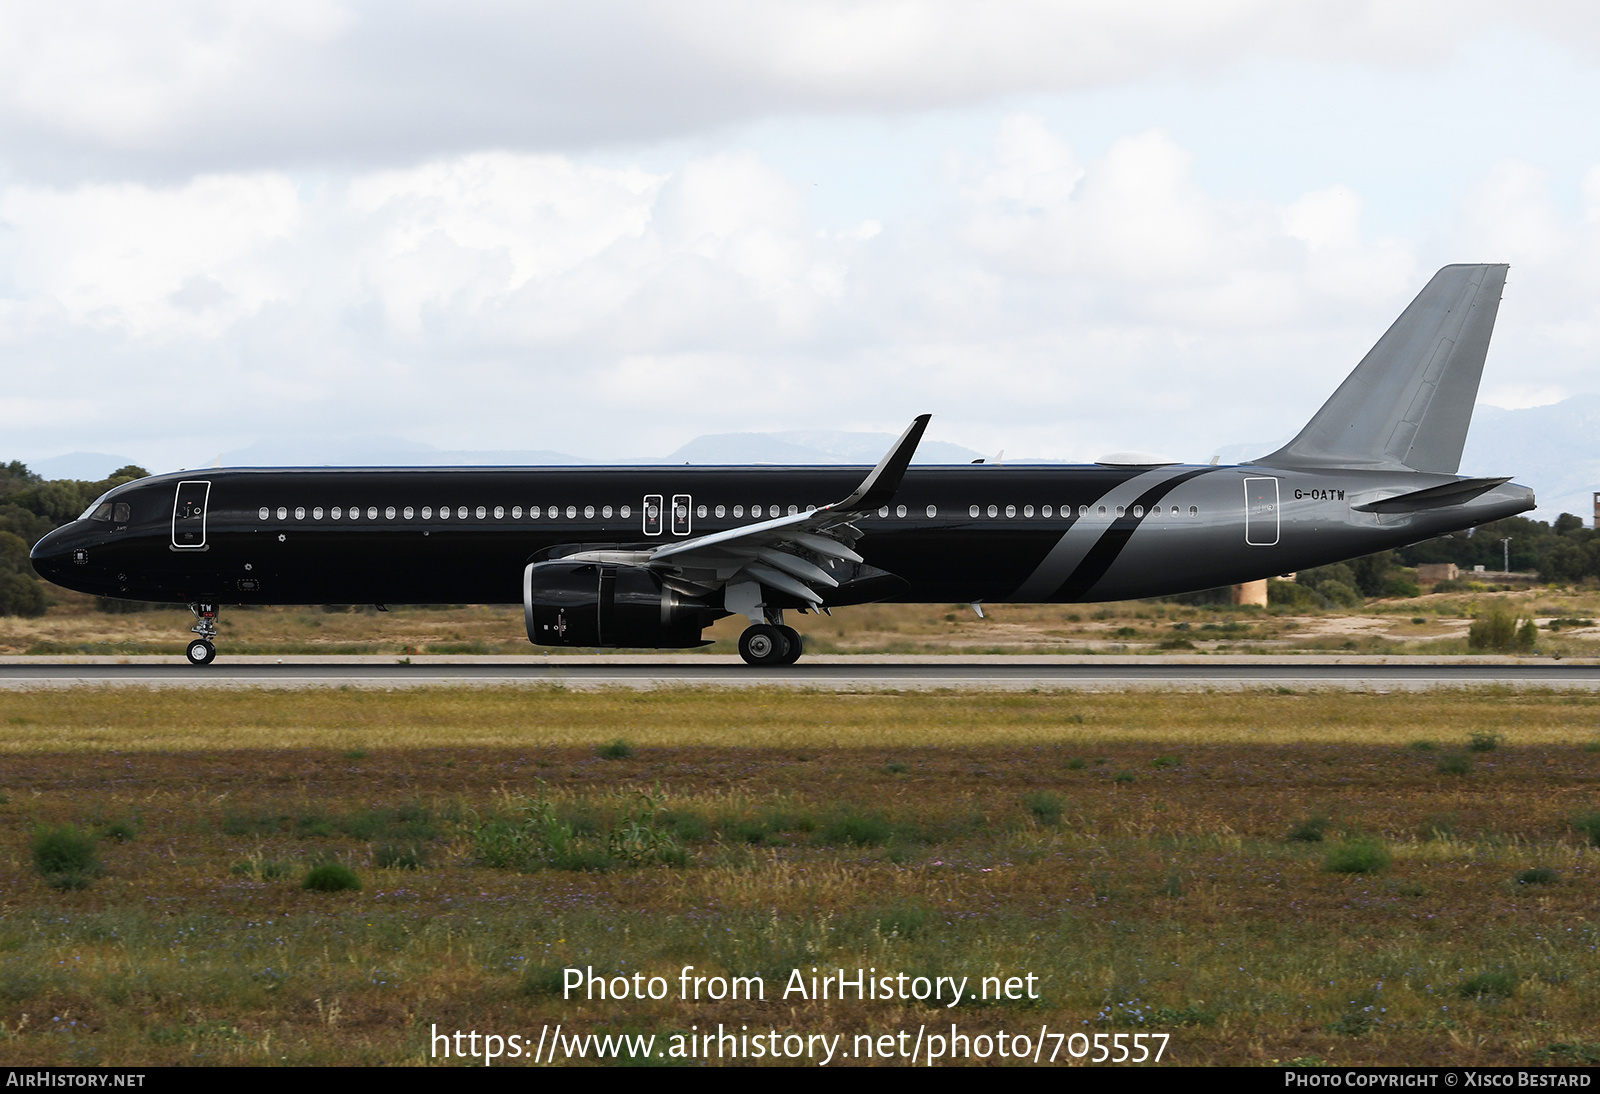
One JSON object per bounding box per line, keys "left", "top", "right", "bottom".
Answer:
{"left": 5, "top": 108, "right": 1600, "bottom": 472}
{"left": 0, "top": 1, "right": 1580, "bottom": 180}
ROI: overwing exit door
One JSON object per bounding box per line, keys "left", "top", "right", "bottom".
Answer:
{"left": 172, "top": 481, "right": 211, "bottom": 549}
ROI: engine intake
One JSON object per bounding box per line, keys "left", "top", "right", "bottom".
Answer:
{"left": 524, "top": 560, "right": 714, "bottom": 648}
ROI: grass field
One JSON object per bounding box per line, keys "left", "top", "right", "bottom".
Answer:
{"left": 3, "top": 687, "right": 1600, "bottom": 1066}
{"left": 10, "top": 583, "right": 1600, "bottom": 658}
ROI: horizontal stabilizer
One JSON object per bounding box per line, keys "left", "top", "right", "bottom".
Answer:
{"left": 1351, "top": 476, "right": 1512, "bottom": 514}
{"left": 1261, "top": 264, "right": 1508, "bottom": 474}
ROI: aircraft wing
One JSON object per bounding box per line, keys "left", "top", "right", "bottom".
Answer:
{"left": 643, "top": 414, "right": 930, "bottom": 606}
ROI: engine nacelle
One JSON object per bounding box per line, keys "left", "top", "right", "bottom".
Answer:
{"left": 524, "top": 560, "right": 715, "bottom": 648}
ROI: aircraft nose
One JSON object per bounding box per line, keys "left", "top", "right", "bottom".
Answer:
{"left": 29, "top": 525, "right": 80, "bottom": 582}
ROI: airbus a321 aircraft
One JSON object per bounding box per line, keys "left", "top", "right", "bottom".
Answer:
{"left": 32, "top": 264, "right": 1534, "bottom": 667}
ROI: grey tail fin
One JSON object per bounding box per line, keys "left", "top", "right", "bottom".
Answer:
{"left": 1259, "top": 263, "right": 1508, "bottom": 474}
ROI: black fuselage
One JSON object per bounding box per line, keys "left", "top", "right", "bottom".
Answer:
{"left": 31, "top": 462, "right": 1535, "bottom": 611}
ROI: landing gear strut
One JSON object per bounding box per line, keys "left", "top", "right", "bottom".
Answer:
{"left": 738, "top": 622, "right": 804, "bottom": 667}
{"left": 186, "top": 602, "right": 217, "bottom": 666}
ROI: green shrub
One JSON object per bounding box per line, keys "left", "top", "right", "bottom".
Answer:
{"left": 824, "top": 811, "right": 892, "bottom": 846}
{"left": 1516, "top": 867, "right": 1559, "bottom": 886}
{"left": 342, "top": 748, "right": 368, "bottom": 760}
{"left": 1066, "top": 758, "right": 1087, "bottom": 770}
{"left": 1287, "top": 815, "right": 1329, "bottom": 842}
{"left": 100, "top": 817, "right": 138, "bottom": 842}
{"left": 231, "top": 858, "right": 289, "bottom": 880}
{"left": 1436, "top": 751, "right": 1473, "bottom": 776}
{"left": 1409, "top": 740, "right": 1438, "bottom": 752}
{"left": 596, "top": 739, "right": 634, "bottom": 760}
{"left": 1112, "top": 771, "right": 1136, "bottom": 784}
{"left": 1468, "top": 731, "right": 1502, "bottom": 753}
{"left": 374, "top": 842, "right": 426, "bottom": 870}
{"left": 302, "top": 863, "right": 361, "bottom": 892}
{"left": 1150, "top": 755, "right": 1181, "bottom": 769}
{"left": 1457, "top": 971, "right": 1515, "bottom": 999}
{"left": 1571, "top": 812, "right": 1600, "bottom": 846}
{"left": 32, "top": 825, "right": 97, "bottom": 878}
{"left": 1468, "top": 606, "right": 1535, "bottom": 652}
{"left": 883, "top": 761, "right": 909, "bottom": 774}
{"left": 1324, "top": 837, "right": 1391, "bottom": 874}
{"left": 1021, "top": 792, "right": 1063, "bottom": 826}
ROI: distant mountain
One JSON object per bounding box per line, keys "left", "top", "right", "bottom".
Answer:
{"left": 1458, "top": 397, "right": 1600, "bottom": 523}
{"left": 26, "top": 452, "right": 143, "bottom": 481}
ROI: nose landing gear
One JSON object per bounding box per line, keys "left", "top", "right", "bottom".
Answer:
{"left": 186, "top": 602, "right": 218, "bottom": 666}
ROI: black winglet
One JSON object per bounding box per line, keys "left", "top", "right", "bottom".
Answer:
{"left": 832, "top": 414, "right": 932, "bottom": 512}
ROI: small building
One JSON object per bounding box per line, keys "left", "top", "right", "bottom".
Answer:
{"left": 1417, "top": 563, "right": 1459, "bottom": 583}
{"left": 1231, "top": 579, "right": 1268, "bottom": 607}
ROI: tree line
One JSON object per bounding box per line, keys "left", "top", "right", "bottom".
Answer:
{"left": 0, "top": 460, "right": 149, "bottom": 615}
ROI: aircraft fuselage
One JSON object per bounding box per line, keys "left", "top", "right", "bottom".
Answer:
{"left": 31, "top": 462, "right": 1535, "bottom": 609}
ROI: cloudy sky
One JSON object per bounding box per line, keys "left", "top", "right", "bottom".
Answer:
{"left": 5, "top": 1, "right": 1600, "bottom": 471}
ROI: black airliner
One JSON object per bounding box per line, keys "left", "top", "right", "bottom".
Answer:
{"left": 31, "top": 264, "right": 1533, "bottom": 666}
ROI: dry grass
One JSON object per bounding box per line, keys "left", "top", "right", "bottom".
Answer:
{"left": 2, "top": 725, "right": 1600, "bottom": 1066}
{"left": 0, "top": 686, "right": 1599, "bottom": 752}
{"left": 15, "top": 582, "right": 1600, "bottom": 658}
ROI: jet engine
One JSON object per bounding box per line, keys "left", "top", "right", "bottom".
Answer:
{"left": 523, "top": 560, "right": 716, "bottom": 648}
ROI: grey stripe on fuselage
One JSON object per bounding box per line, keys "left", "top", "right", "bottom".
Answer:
{"left": 1009, "top": 466, "right": 1201, "bottom": 601}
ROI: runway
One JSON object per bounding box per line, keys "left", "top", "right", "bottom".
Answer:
{"left": 0, "top": 655, "right": 1596, "bottom": 690}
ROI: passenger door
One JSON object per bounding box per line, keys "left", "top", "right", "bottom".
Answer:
{"left": 1244, "top": 477, "right": 1279, "bottom": 547}
{"left": 171, "top": 481, "right": 211, "bottom": 549}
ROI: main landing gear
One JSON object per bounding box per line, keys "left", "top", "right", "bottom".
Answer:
{"left": 738, "top": 623, "right": 803, "bottom": 667}
{"left": 186, "top": 602, "right": 218, "bottom": 666}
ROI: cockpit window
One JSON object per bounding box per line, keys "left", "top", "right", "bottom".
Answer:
{"left": 113, "top": 502, "right": 131, "bottom": 523}
{"left": 89, "top": 502, "right": 114, "bottom": 521}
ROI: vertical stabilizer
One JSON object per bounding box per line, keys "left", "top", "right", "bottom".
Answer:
{"left": 1259, "top": 263, "right": 1508, "bottom": 473}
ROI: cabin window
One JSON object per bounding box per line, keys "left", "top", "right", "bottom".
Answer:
{"left": 1097, "top": 505, "right": 1106, "bottom": 516}
{"left": 512, "top": 506, "right": 523, "bottom": 519}
{"left": 566, "top": 505, "right": 576, "bottom": 519}
{"left": 1023, "top": 504, "right": 1034, "bottom": 517}
{"left": 471, "top": 505, "right": 482, "bottom": 519}
{"left": 878, "top": 507, "right": 889, "bottom": 517}
{"left": 602, "top": 505, "right": 613, "bottom": 518}
{"left": 404, "top": 506, "right": 414, "bottom": 519}
{"left": 584, "top": 505, "right": 595, "bottom": 519}
{"left": 1172, "top": 505, "right": 1180, "bottom": 516}
{"left": 421, "top": 506, "right": 431, "bottom": 519}
{"left": 697, "top": 504, "right": 707, "bottom": 518}
{"left": 789, "top": 505, "right": 799, "bottom": 515}
{"left": 1080, "top": 505, "right": 1089, "bottom": 517}
{"left": 1042, "top": 505, "right": 1053, "bottom": 517}
{"left": 295, "top": 507, "right": 306, "bottom": 520}
{"left": 1003, "top": 504, "right": 1014, "bottom": 518}
{"left": 493, "top": 506, "right": 503, "bottom": 519}
{"left": 620, "top": 505, "right": 631, "bottom": 518}
{"left": 926, "top": 504, "right": 937, "bottom": 517}
{"left": 365, "top": 507, "right": 376, "bottom": 519}
{"left": 750, "top": 505, "right": 762, "bottom": 518}
{"left": 276, "top": 506, "right": 288, "bottom": 520}
{"left": 332, "top": 507, "right": 342, "bottom": 520}
{"left": 543, "top": 505, "right": 554, "bottom": 518}
{"left": 969, "top": 505, "right": 979, "bottom": 517}
{"left": 1189, "top": 505, "right": 1199, "bottom": 516}
{"left": 896, "top": 504, "right": 906, "bottom": 517}
{"left": 715, "top": 505, "right": 726, "bottom": 518}
{"left": 987, "top": 504, "right": 998, "bottom": 518}
{"left": 313, "top": 507, "right": 324, "bottom": 520}
{"left": 1147, "top": 505, "right": 1158, "bottom": 518}
{"left": 1133, "top": 505, "right": 1144, "bottom": 517}
{"left": 733, "top": 505, "right": 744, "bottom": 518}
{"left": 258, "top": 507, "right": 269, "bottom": 520}
{"left": 1115, "top": 505, "right": 1125, "bottom": 517}
{"left": 386, "top": 506, "right": 397, "bottom": 519}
